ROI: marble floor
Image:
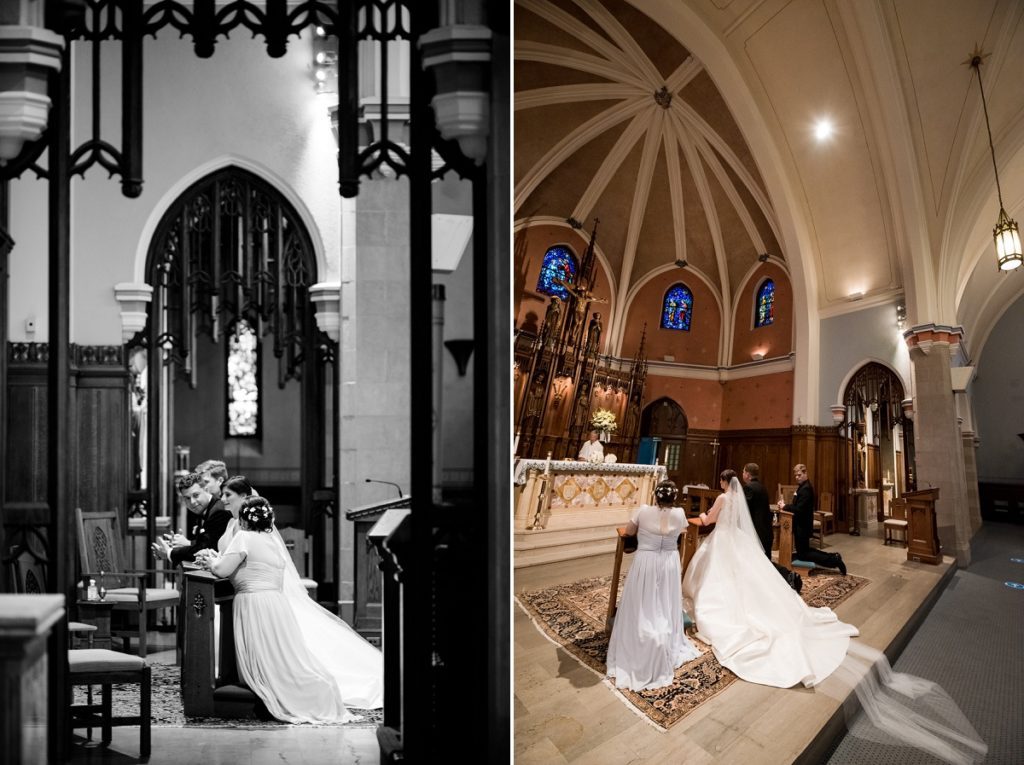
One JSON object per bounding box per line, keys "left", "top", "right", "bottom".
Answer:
{"left": 514, "top": 524, "right": 956, "bottom": 764}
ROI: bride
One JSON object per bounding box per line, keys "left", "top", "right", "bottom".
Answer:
{"left": 682, "top": 469, "right": 859, "bottom": 688}
{"left": 199, "top": 493, "right": 383, "bottom": 717}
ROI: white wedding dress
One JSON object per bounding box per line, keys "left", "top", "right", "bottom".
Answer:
{"left": 606, "top": 504, "right": 701, "bottom": 690}
{"left": 682, "top": 478, "right": 858, "bottom": 688}
{"left": 215, "top": 523, "right": 384, "bottom": 715}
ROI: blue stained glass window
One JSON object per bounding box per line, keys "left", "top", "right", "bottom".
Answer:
{"left": 661, "top": 284, "right": 693, "bottom": 331}
{"left": 755, "top": 279, "right": 775, "bottom": 328}
{"left": 227, "top": 319, "right": 260, "bottom": 437}
{"left": 536, "top": 246, "right": 578, "bottom": 300}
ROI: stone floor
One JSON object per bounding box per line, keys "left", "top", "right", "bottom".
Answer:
{"left": 515, "top": 526, "right": 958, "bottom": 763}
{"left": 68, "top": 632, "right": 381, "bottom": 765}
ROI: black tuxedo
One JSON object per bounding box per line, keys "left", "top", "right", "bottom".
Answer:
{"left": 783, "top": 479, "right": 841, "bottom": 569}
{"left": 746, "top": 477, "right": 797, "bottom": 585}
{"left": 170, "top": 497, "right": 231, "bottom": 565}
{"left": 743, "top": 478, "right": 773, "bottom": 557}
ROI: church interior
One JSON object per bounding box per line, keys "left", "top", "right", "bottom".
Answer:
{"left": 1, "top": 2, "right": 508, "bottom": 764}
{"left": 513, "top": 0, "right": 1023, "bottom": 763}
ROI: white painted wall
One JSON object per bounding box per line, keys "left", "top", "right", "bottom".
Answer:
{"left": 973, "top": 294, "right": 1024, "bottom": 484}
{"left": 818, "top": 301, "right": 912, "bottom": 423}
{"left": 8, "top": 28, "right": 340, "bottom": 344}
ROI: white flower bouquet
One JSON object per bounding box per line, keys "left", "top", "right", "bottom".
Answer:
{"left": 590, "top": 408, "right": 618, "bottom": 434}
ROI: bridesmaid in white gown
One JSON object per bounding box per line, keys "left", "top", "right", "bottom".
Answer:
{"left": 682, "top": 470, "right": 859, "bottom": 688}
{"left": 606, "top": 480, "right": 701, "bottom": 691}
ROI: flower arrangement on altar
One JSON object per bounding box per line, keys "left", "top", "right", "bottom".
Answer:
{"left": 590, "top": 409, "right": 618, "bottom": 441}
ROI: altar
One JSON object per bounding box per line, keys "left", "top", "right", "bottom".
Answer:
{"left": 513, "top": 460, "right": 666, "bottom": 567}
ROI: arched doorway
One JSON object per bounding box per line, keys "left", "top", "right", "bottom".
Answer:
{"left": 838, "top": 362, "right": 914, "bottom": 533}
{"left": 131, "top": 166, "right": 338, "bottom": 602}
{"left": 640, "top": 397, "right": 688, "bottom": 486}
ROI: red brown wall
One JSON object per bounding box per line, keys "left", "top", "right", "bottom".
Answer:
{"left": 621, "top": 273, "right": 720, "bottom": 365}
{"left": 730, "top": 263, "right": 793, "bottom": 365}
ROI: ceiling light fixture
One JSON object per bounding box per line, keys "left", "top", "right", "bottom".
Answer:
{"left": 814, "top": 119, "right": 833, "bottom": 142}
{"left": 967, "top": 47, "right": 1022, "bottom": 271}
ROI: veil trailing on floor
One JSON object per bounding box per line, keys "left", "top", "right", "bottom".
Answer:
{"left": 829, "top": 641, "right": 987, "bottom": 764}
{"left": 267, "top": 526, "right": 384, "bottom": 709}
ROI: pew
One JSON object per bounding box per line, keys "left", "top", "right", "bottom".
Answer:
{"left": 181, "top": 570, "right": 258, "bottom": 718}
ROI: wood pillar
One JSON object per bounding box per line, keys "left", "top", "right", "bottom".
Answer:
{"left": 46, "top": 44, "right": 72, "bottom": 765}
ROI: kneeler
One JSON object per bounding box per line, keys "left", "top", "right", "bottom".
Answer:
{"left": 604, "top": 522, "right": 701, "bottom": 635}
{"left": 775, "top": 510, "right": 816, "bottom": 574}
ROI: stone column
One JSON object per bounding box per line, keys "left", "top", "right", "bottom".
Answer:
{"left": 961, "top": 429, "right": 983, "bottom": 535}
{"left": 905, "top": 326, "right": 971, "bottom": 565}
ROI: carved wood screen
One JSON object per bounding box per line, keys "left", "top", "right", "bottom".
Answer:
{"left": 839, "top": 362, "right": 915, "bottom": 532}
{"left": 141, "top": 166, "right": 337, "bottom": 594}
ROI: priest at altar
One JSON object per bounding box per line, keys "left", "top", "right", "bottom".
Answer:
{"left": 578, "top": 430, "right": 604, "bottom": 462}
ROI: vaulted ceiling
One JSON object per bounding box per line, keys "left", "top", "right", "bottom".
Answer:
{"left": 514, "top": 0, "right": 1024, "bottom": 362}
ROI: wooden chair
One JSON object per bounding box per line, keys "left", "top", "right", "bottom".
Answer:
{"left": 75, "top": 508, "right": 180, "bottom": 657}
{"left": 68, "top": 645, "right": 151, "bottom": 756}
{"left": 884, "top": 498, "right": 909, "bottom": 547}
{"left": 818, "top": 491, "right": 836, "bottom": 536}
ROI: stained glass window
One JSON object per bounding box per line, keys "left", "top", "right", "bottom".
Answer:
{"left": 227, "top": 319, "right": 260, "bottom": 437}
{"left": 536, "top": 246, "right": 578, "bottom": 300}
{"left": 661, "top": 284, "right": 693, "bottom": 331}
{"left": 755, "top": 279, "right": 775, "bottom": 328}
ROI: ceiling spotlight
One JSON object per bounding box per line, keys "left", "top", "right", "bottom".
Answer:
{"left": 814, "top": 119, "right": 833, "bottom": 142}
{"left": 757, "top": 252, "right": 770, "bottom": 263}
{"left": 675, "top": 259, "right": 687, "bottom": 269}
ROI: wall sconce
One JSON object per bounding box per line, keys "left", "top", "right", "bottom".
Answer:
{"left": 968, "top": 48, "right": 1022, "bottom": 270}
{"left": 444, "top": 339, "right": 474, "bottom": 376}
{"left": 312, "top": 25, "right": 337, "bottom": 95}
{"left": 896, "top": 302, "right": 906, "bottom": 329}
{"left": 750, "top": 349, "right": 766, "bottom": 361}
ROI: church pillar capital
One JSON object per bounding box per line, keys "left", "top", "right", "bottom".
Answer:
{"left": 902, "top": 323, "right": 964, "bottom": 355}
{"left": 309, "top": 282, "right": 341, "bottom": 342}
{"left": 113, "top": 282, "right": 152, "bottom": 343}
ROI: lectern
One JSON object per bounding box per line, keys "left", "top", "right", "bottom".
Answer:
{"left": 904, "top": 488, "right": 942, "bottom": 564}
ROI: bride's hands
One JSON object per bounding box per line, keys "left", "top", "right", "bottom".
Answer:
{"left": 194, "top": 549, "right": 217, "bottom": 570}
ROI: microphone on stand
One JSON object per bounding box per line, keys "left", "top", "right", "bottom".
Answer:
{"left": 365, "top": 478, "right": 404, "bottom": 498}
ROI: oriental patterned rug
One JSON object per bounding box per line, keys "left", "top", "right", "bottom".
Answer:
{"left": 72, "top": 662, "right": 382, "bottom": 729}
{"left": 515, "top": 570, "right": 870, "bottom": 731}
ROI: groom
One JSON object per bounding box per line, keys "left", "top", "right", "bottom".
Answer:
{"left": 743, "top": 463, "right": 803, "bottom": 593}
{"left": 777, "top": 464, "right": 847, "bottom": 575}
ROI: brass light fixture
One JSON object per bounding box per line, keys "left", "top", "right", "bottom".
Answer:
{"left": 967, "top": 48, "right": 1022, "bottom": 271}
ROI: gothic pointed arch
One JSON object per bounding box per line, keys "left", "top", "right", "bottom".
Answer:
{"left": 136, "top": 165, "right": 338, "bottom": 600}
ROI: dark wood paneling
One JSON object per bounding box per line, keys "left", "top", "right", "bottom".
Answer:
{"left": 74, "top": 371, "right": 129, "bottom": 520}
{"left": 718, "top": 428, "right": 791, "bottom": 495}
{"left": 6, "top": 365, "right": 48, "bottom": 506}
